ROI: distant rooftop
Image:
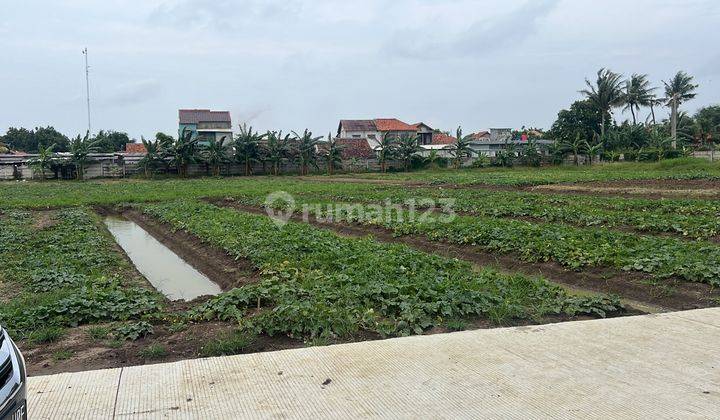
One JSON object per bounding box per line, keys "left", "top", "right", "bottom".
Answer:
{"left": 179, "top": 109, "right": 231, "bottom": 124}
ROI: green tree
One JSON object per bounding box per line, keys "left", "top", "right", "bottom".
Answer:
{"left": 623, "top": 74, "right": 656, "bottom": 125}
{"left": 647, "top": 129, "right": 672, "bottom": 161}
{"left": 292, "top": 129, "right": 323, "bottom": 176}
{"left": 69, "top": 132, "right": 101, "bottom": 180}
{"left": 580, "top": 68, "right": 625, "bottom": 141}
{"left": 396, "top": 133, "right": 420, "bottom": 171}
{"left": 549, "top": 100, "right": 603, "bottom": 144}
{"left": 201, "top": 136, "right": 231, "bottom": 176}
{"left": 562, "top": 133, "right": 588, "bottom": 166}
{"left": 264, "top": 130, "right": 291, "bottom": 176}
{"left": 92, "top": 130, "right": 131, "bottom": 152}
{"left": 521, "top": 139, "right": 542, "bottom": 167}
{"left": 324, "top": 133, "right": 343, "bottom": 176}
{"left": 376, "top": 132, "right": 397, "bottom": 173}
{"left": 663, "top": 71, "right": 698, "bottom": 148}
{"left": 449, "top": 127, "right": 474, "bottom": 169}
{"left": 137, "top": 137, "right": 162, "bottom": 178}
{"left": 423, "top": 149, "right": 443, "bottom": 169}
{"left": 234, "top": 124, "right": 265, "bottom": 176}
{"left": 0, "top": 141, "right": 8, "bottom": 154}
{"left": 28, "top": 143, "right": 56, "bottom": 180}
{"left": 162, "top": 128, "right": 199, "bottom": 177}
{"left": 584, "top": 140, "right": 603, "bottom": 165}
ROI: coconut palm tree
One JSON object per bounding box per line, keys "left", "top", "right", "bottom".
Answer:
{"left": 29, "top": 143, "right": 56, "bottom": 180}
{"left": 623, "top": 74, "right": 656, "bottom": 125}
{"left": 663, "top": 71, "right": 698, "bottom": 148}
{"left": 234, "top": 124, "right": 266, "bottom": 176}
{"left": 324, "top": 132, "right": 343, "bottom": 176}
{"left": 396, "top": 133, "right": 420, "bottom": 171}
{"left": 137, "top": 137, "right": 161, "bottom": 178}
{"left": 580, "top": 68, "right": 625, "bottom": 141}
{"left": 264, "top": 130, "right": 291, "bottom": 176}
{"left": 449, "top": 127, "right": 474, "bottom": 169}
{"left": 69, "top": 132, "right": 101, "bottom": 180}
{"left": 162, "top": 128, "right": 199, "bottom": 177}
{"left": 202, "top": 136, "right": 231, "bottom": 176}
{"left": 376, "top": 132, "right": 397, "bottom": 173}
{"left": 292, "top": 129, "right": 323, "bottom": 176}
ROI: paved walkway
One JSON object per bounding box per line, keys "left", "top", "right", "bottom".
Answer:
{"left": 28, "top": 309, "right": 720, "bottom": 419}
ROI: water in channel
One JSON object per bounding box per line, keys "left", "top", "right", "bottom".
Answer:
{"left": 104, "top": 215, "right": 222, "bottom": 301}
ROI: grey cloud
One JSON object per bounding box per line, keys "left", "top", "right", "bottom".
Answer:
{"left": 99, "top": 79, "right": 163, "bottom": 108}
{"left": 388, "top": 0, "right": 560, "bottom": 60}
{"left": 149, "top": 0, "right": 302, "bottom": 30}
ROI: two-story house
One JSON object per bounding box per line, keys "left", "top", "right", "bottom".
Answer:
{"left": 178, "top": 109, "right": 232, "bottom": 144}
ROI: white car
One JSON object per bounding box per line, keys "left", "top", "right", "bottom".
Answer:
{"left": 0, "top": 326, "right": 26, "bottom": 420}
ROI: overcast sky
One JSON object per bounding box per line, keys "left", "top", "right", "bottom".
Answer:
{"left": 1, "top": 0, "right": 719, "bottom": 140}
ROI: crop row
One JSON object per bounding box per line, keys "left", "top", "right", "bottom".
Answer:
{"left": 0, "top": 208, "right": 162, "bottom": 338}
{"left": 351, "top": 159, "right": 720, "bottom": 186}
{"left": 142, "top": 200, "right": 622, "bottom": 339}
{"left": 286, "top": 187, "right": 720, "bottom": 239}
{"left": 246, "top": 198, "right": 720, "bottom": 286}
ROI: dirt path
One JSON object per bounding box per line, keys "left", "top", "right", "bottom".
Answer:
{"left": 210, "top": 198, "right": 719, "bottom": 313}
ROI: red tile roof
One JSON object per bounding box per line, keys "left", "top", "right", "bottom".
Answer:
{"left": 125, "top": 143, "right": 147, "bottom": 153}
{"left": 374, "top": 118, "right": 417, "bottom": 132}
{"left": 471, "top": 131, "right": 490, "bottom": 140}
{"left": 431, "top": 133, "right": 457, "bottom": 145}
{"left": 179, "top": 109, "right": 231, "bottom": 124}
{"left": 335, "top": 138, "right": 375, "bottom": 159}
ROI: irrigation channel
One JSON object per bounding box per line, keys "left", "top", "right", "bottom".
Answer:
{"left": 104, "top": 215, "right": 222, "bottom": 301}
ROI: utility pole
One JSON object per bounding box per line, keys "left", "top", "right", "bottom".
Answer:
{"left": 82, "top": 48, "right": 92, "bottom": 135}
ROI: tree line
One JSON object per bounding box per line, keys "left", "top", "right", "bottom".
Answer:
{"left": 548, "top": 69, "right": 719, "bottom": 163}
{"left": 0, "top": 127, "right": 131, "bottom": 154}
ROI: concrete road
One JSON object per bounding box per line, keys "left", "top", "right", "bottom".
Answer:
{"left": 27, "top": 308, "right": 720, "bottom": 419}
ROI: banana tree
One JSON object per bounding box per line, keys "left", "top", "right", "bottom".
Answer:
{"left": 376, "top": 132, "right": 397, "bottom": 173}
{"left": 324, "top": 133, "right": 343, "bottom": 175}
{"left": 264, "top": 130, "right": 291, "bottom": 176}
{"left": 69, "top": 132, "right": 101, "bottom": 180}
{"left": 396, "top": 133, "right": 420, "bottom": 171}
{"left": 235, "top": 124, "right": 266, "bottom": 176}
{"left": 137, "top": 137, "right": 161, "bottom": 178}
{"left": 562, "top": 133, "right": 587, "bottom": 166}
{"left": 292, "top": 129, "right": 323, "bottom": 176}
{"left": 202, "top": 136, "right": 231, "bottom": 176}
{"left": 161, "top": 128, "right": 199, "bottom": 177}
{"left": 450, "top": 127, "right": 474, "bottom": 169}
{"left": 29, "top": 143, "right": 56, "bottom": 181}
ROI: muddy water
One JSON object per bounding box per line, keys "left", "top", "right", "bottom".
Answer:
{"left": 104, "top": 215, "right": 222, "bottom": 301}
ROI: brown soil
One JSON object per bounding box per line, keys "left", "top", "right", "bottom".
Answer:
{"left": 210, "top": 198, "right": 720, "bottom": 313}
{"left": 33, "top": 211, "right": 58, "bottom": 230}
{"left": 527, "top": 179, "right": 720, "bottom": 199}
{"left": 22, "top": 321, "right": 305, "bottom": 376}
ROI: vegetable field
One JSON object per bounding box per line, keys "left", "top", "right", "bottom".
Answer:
{"left": 1, "top": 161, "right": 719, "bottom": 375}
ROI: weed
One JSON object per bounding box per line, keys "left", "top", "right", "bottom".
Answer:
{"left": 139, "top": 344, "right": 168, "bottom": 359}
{"left": 200, "top": 331, "right": 255, "bottom": 357}
{"left": 28, "top": 326, "right": 64, "bottom": 344}
{"left": 52, "top": 350, "right": 73, "bottom": 361}
{"left": 87, "top": 326, "right": 110, "bottom": 340}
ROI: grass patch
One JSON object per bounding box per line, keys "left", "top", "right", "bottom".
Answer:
{"left": 87, "top": 326, "right": 110, "bottom": 340}
{"left": 28, "top": 326, "right": 65, "bottom": 344}
{"left": 200, "top": 331, "right": 255, "bottom": 357}
{"left": 52, "top": 349, "right": 74, "bottom": 361}
{"left": 139, "top": 344, "right": 168, "bottom": 360}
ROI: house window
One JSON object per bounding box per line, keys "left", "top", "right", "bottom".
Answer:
{"left": 352, "top": 134, "right": 361, "bottom": 138}
{"left": 367, "top": 134, "right": 376, "bottom": 139}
